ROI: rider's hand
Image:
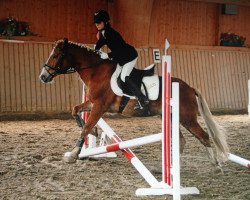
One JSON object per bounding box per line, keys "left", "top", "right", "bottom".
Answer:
{"left": 100, "top": 52, "right": 109, "bottom": 59}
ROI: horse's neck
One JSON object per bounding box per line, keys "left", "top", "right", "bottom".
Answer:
{"left": 68, "top": 44, "right": 116, "bottom": 86}
{"left": 78, "top": 60, "right": 115, "bottom": 87}
{"left": 69, "top": 46, "right": 101, "bottom": 84}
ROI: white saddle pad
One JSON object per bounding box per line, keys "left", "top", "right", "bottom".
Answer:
{"left": 110, "top": 64, "right": 160, "bottom": 100}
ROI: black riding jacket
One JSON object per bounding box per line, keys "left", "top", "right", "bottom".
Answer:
{"left": 95, "top": 25, "right": 138, "bottom": 66}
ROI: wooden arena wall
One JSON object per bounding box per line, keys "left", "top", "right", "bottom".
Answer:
{"left": 0, "top": 41, "right": 249, "bottom": 113}
{"left": 0, "top": 0, "right": 250, "bottom": 47}
{"left": 0, "top": 41, "right": 82, "bottom": 113}
{"left": 141, "top": 46, "right": 250, "bottom": 112}
{"left": 113, "top": 0, "right": 250, "bottom": 47}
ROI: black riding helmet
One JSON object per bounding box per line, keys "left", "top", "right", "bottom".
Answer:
{"left": 94, "top": 10, "right": 110, "bottom": 24}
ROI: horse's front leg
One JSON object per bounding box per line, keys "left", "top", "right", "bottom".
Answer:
{"left": 63, "top": 102, "right": 106, "bottom": 163}
{"left": 72, "top": 100, "right": 92, "bottom": 117}
{"left": 80, "top": 102, "right": 106, "bottom": 139}
{"left": 72, "top": 100, "right": 98, "bottom": 138}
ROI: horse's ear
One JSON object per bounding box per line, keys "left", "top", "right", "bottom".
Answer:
{"left": 63, "top": 38, "right": 68, "bottom": 44}
{"left": 63, "top": 38, "right": 68, "bottom": 50}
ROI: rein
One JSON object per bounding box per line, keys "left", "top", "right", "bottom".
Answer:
{"left": 43, "top": 57, "right": 109, "bottom": 78}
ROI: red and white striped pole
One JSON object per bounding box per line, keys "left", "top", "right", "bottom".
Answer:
{"left": 81, "top": 84, "right": 96, "bottom": 149}
{"left": 161, "top": 39, "right": 199, "bottom": 199}
{"left": 82, "top": 85, "right": 89, "bottom": 122}
{"left": 162, "top": 40, "right": 172, "bottom": 186}
{"left": 96, "top": 118, "right": 160, "bottom": 188}
{"left": 79, "top": 133, "right": 162, "bottom": 157}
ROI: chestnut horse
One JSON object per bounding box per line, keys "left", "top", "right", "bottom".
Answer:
{"left": 39, "top": 39, "right": 229, "bottom": 166}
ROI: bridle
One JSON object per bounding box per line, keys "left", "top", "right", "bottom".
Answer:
{"left": 42, "top": 42, "right": 111, "bottom": 84}
{"left": 43, "top": 48, "right": 106, "bottom": 79}
{"left": 43, "top": 50, "right": 80, "bottom": 78}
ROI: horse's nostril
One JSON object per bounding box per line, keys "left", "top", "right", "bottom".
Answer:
{"left": 40, "top": 75, "right": 46, "bottom": 82}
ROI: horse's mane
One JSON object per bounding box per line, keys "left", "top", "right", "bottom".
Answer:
{"left": 55, "top": 40, "right": 99, "bottom": 57}
{"left": 55, "top": 39, "right": 116, "bottom": 69}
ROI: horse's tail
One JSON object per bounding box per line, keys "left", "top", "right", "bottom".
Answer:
{"left": 195, "top": 89, "right": 229, "bottom": 162}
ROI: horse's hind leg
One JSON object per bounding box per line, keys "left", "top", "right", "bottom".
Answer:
{"left": 183, "top": 121, "right": 211, "bottom": 147}
{"left": 182, "top": 121, "right": 218, "bottom": 165}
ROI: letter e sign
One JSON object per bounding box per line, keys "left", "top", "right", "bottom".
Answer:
{"left": 153, "top": 49, "right": 161, "bottom": 63}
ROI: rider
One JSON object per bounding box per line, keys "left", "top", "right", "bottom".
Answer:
{"left": 93, "top": 9, "right": 149, "bottom": 109}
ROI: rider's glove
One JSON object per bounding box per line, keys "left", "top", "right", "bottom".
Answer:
{"left": 100, "top": 52, "right": 109, "bottom": 59}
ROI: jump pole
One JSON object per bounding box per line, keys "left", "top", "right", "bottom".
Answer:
{"left": 96, "top": 118, "right": 161, "bottom": 188}
{"left": 78, "top": 115, "right": 160, "bottom": 187}
{"left": 79, "top": 133, "right": 162, "bottom": 157}
{"left": 227, "top": 79, "right": 250, "bottom": 167}
{"left": 228, "top": 153, "right": 250, "bottom": 168}
{"left": 81, "top": 84, "right": 95, "bottom": 149}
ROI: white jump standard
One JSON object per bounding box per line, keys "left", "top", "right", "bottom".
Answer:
{"left": 135, "top": 43, "right": 199, "bottom": 198}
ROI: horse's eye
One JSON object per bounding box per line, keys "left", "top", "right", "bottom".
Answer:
{"left": 52, "top": 55, "right": 58, "bottom": 59}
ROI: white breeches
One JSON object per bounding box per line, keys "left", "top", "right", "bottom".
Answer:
{"left": 119, "top": 58, "right": 138, "bottom": 82}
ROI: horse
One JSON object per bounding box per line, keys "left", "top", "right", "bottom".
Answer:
{"left": 39, "top": 38, "right": 229, "bottom": 166}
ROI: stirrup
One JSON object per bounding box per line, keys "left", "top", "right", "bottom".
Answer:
{"left": 134, "top": 102, "right": 143, "bottom": 110}
{"left": 134, "top": 99, "right": 149, "bottom": 110}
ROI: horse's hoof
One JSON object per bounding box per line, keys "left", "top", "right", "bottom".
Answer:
{"left": 63, "top": 152, "right": 78, "bottom": 163}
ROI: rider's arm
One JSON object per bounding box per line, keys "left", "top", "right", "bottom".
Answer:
{"left": 95, "top": 34, "right": 106, "bottom": 51}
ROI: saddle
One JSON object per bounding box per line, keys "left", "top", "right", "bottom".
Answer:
{"left": 110, "top": 64, "right": 160, "bottom": 113}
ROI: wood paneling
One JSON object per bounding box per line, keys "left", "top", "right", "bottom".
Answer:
{"left": 0, "top": 41, "right": 82, "bottom": 113}
{"left": 148, "top": 0, "right": 219, "bottom": 47}
{"left": 0, "top": 0, "right": 250, "bottom": 47}
{"left": 0, "top": 41, "right": 249, "bottom": 113}
{"left": 0, "top": 0, "right": 106, "bottom": 43}
{"left": 111, "top": 0, "right": 154, "bottom": 48}
{"left": 136, "top": 46, "right": 250, "bottom": 111}
{"left": 111, "top": 0, "right": 250, "bottom": 47}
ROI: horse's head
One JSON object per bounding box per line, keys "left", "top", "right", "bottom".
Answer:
{"left": 39, "top": 38, "right": 79, "bottom": 83}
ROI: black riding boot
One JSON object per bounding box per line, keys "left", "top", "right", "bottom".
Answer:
{"left": 125, "top": 77, "right": 149, "bottom": 109}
